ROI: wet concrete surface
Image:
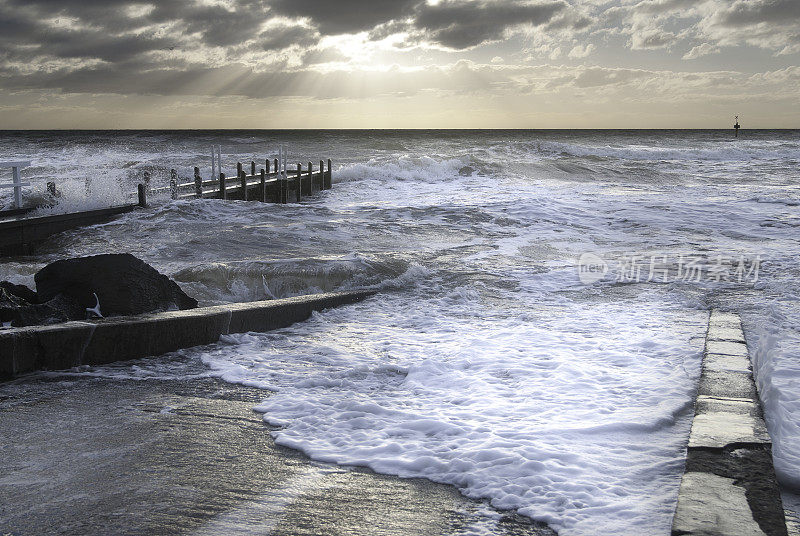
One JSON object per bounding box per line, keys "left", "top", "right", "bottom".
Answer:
{"left": 0, "top": 373, "right": 555, "bottom": 536}
{"left": 672, "top": 310, "right": 787, "bottom": 536}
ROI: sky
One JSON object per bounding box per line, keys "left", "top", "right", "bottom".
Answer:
{"left": 0, "top": 0, "right": 798, "bottom": 129}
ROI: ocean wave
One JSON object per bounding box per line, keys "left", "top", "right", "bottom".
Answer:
{"left": 529, "top": 139, "right": 800, "bottom": 162}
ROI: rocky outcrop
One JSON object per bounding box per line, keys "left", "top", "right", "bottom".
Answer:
{"left": 35, "top": 253, "right": 197, "bottom": 317}
{"left": 1, "top": 254, "right": 197, "bottom": 327}
{"left": 0, "top": 286, "right": 31, "bottom": 324}
{"left": 0, "top": 282, "right": 38, "bottom": 304}
{"left": 12, "top": 294, "right": 85, "bottom": 327}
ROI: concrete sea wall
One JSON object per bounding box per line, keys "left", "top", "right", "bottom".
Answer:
{"left": 0, "top": 290, "right": 375, "bottom": 379}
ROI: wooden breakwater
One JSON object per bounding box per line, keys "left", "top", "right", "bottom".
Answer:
{"left": 0, "top": 157, "right": 334, "bottom": 254}
{"left": 149, "top": 158, "right": 332, "bottom": 204}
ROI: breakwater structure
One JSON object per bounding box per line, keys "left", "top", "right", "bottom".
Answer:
{"left": 0, "top": 289, "right": 373, "bottom": 379}
{"left": 0, "top": 155, "right": 333, "bottom": 254}
{"left": 671, "top": 310, "right": 788, "bottom": 535}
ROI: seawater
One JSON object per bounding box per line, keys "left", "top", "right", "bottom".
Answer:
{"left": 2, "top": 129, "right": 799, "bottom": 535}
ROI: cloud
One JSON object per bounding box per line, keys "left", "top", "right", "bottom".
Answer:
{"left": 257, "top": 24, "right": 319, "bottom": 51}
{"left": 682, "top": 42, "right": 720, "bottom": 59}
{"left": 698, "top": 0, "right": 800, "bottom": 54}
{"left": 268, "top": 0, "right": 418, "bottom": 35}
{"left": 412, "top": 0, "right": 568, "bottom": 49}
{"left": 616, "top": 0, "right": 800, "bottom": 55}
{"left": 0, "top": 0, "right": 797, "bottom": 115}
{"left": 716, "top": 0, "right": 800, "bottom": 27}
{"left": 301, "top": 47, "right": 349, "bottom": 65}
{"left": 629, "top": 30, "right": 676, "bottom": 49}
{"left": 567, "top": 43, "right": 595, "bottom": 58}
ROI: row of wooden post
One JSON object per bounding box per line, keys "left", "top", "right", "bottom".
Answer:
{"left": 157, "top": 158, "right": 332, "bottom": 204}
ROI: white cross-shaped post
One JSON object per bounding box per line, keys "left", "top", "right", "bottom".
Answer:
{"left": 0, "top": 160, "right": 32, "bottom": 209}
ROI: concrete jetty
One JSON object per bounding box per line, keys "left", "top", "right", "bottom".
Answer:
{"left": 0, "top": 203, "right": 139, "bottom": 255}
{"left": 671, "top": 310, "right": 787, "bottom": 535}
{"left": 0, "top": 290, "right": 374, "bottom": 379}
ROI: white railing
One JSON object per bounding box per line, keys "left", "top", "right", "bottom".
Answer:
{"left": 0, "top": 160, "right": 32, "bottom": 209}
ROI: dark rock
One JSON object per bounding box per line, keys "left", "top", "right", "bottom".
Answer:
{"left": 0, "top": 281, "right": 38, "bottom": 304}
{"left": 12, "top": 294, "right": 84, "bottom": 327}
{"left": 1, "top": 287, "right": 32, "bottom": 324}
{"left": 35, "top": 254, "right": 197, "bottom": 317}
{"left": 458, "top": 166, "right": 475, "bottom": 177}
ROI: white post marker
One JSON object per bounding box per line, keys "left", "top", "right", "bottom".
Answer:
{"left": 284, "top": 144, "right": 288, "bottom": 179}
{"left": 0, "top": 160, "right": 32, "bottom": 209}
{"left": 211, "top": 147, "right": 216, "bottom": 179}
{"left": 217, "top": 146, "right": 222, "bottom": 177}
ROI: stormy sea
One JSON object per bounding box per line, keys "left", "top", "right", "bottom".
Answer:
{"left": 1, "top": 129, "right": 799, "bottom": 535}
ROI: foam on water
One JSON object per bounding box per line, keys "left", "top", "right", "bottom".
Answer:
{"left": 199, "top": 291, "right": 706, "bottom": 534}
{"left": 4, "top": 129, "right": 800, "bottom": 534}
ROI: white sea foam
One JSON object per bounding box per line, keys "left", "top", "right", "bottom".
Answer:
{"left": 200, "top": 294, "right": 706, "bottom": 535}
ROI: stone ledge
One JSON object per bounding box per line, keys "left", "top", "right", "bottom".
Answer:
{"left": 0, "top": 290, "right": 376, "bottom": 378}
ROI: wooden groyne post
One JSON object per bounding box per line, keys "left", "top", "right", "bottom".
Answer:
{"left": 146, "top": 152, "right": 332, "bottom": 204}
{"left": 194, "top": 167, "right": 202, "bottom": 198}
{"left": 169, "top": 170, "right": 178, "bottom": 200}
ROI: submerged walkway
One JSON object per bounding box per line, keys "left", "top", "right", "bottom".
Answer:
{"left": 672, "top": 310, "right": 787, "bottom": 535}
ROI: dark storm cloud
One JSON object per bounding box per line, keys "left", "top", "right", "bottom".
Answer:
{"left": 269, "top": 0, "right": 572, "bottom": 49}
{"left": 413, "top": 0, "right": 567, "bottom": 49}
{"left": 718, "top": 0, "right": 800, "bottom": 27}
{"left": 0, "top": 8, "right": 174, "bottom": 64}
{"left": 165, "top": 3, "right": 271, "bottom": 47}
{"left": 257, "top": 25, "right": 319, "bottom": 51}
{"left": 0, "top": 0, "right": 276, "bottom": 49}
{"left": 268, "top": 0, "right": 418, "bottom": 35}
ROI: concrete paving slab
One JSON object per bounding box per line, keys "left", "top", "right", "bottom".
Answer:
{"left": 698, "top": 369, "right": 758, "bottom": 400}
{"left": 707, "top": 326, "right": 747, "bottom": 343}
{"left": 710, "top": 311, "right": 743, "bottom": 329}
{"left": 672, "top": 472, "right": 767, "bottom": 536}
{"left": 704, "top": 353, "right": 753, "bottom": 373}
{"left": 706, "top": 340, "right": 750, "bottom": 357}
{"left": 689, "top": 401, "right": 771, "bottom": 448}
